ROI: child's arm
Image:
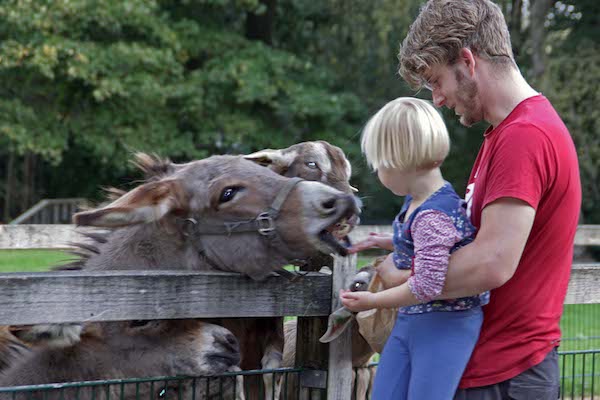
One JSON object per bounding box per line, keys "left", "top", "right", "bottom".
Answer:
{"left": 341, "top": 210, "right": 460, "bottom": 311}
{"left": 347, "top": 232, "right": 394, "bottom": 253}
{"left": 341, "top": 282, "right": 418, "bottom": 311}
{"left": 406, "top": 210, "right": 460, "bottom": 302}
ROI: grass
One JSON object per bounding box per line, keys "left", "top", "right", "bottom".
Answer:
{"left": 0, "top": 250, "right": 68, "bottom": 272}
{"left": 1, "top": 251, "right": 599, "bottom": 396}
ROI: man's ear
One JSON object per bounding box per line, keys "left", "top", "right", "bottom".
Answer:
{"left": 459, "top": 47, "right": 477, "bottom": 77}
{"left": 243, "top": 149, "right": 293, "bottom": 175}
{"left": 73, "top": 179, "right": 188, "bottom": 227}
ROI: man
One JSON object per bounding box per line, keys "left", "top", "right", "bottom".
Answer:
{"left": 344, "top": 0, "right": 581, "bottom": 398}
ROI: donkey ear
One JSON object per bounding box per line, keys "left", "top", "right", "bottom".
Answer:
{"left": 243, "top": 149, "right": 293, "bottom": 175}
{"left": 73, "top": 179, "right": 188, "bottom": 227}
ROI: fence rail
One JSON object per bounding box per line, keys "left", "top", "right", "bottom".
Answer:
{"left": 1, "top": 224, "right": 599, "bottom": 399}
{"left": 349, "top": 224, "right": 600, "bottom": 246}
{"left": 9, "top": 198, "right": 85, "bottom": 225}
{"left": 2, "top": 224, "right": 599, "bottom": 250}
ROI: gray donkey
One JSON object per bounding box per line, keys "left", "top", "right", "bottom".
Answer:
{"left": 0, "top": 147, "right": 359, "bottom": 400}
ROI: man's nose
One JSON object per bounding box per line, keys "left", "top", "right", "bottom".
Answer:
{"left": 432, "top": 90, "right": 446, "bottom": 108}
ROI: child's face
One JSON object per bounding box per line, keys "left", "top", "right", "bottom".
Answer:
{"left": 377, "top": 166, "right": 415, "bottom": 196}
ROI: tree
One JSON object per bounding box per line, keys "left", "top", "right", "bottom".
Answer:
{"left": 0, "top": 0, "right": 364, "bottom": 221}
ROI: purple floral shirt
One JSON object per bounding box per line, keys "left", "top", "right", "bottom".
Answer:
{"left": 393, "top": 182, "right": 490, "bottom": 314}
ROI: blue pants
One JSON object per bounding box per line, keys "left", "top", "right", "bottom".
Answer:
{"left": 372, "top": 307, "right": 483, "bottom": 400}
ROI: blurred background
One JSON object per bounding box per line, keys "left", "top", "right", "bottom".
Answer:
{"left": 0, "top": 1, "right": 598, "bottom": 397}
{"left": 0, "top": 0, "right": 597, "bottom": 226}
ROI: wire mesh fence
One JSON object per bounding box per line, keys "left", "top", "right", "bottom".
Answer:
{"left": 0, "top": 368, "right": 304, "bottom": 400}
{"left": 562, "top": 304, "right": 600, "bottom": 351}
{"left": 0, "top": 353, "right": 599, "bottom": 399}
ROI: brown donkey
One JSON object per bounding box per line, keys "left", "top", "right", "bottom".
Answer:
{"left": 132, "top": 141, "right": 360, "bottom": 399}
{"left": 0, "top": 149, "right": 359, "bottom": 399}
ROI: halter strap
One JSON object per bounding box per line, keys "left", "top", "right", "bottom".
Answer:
{"left": 178, "top": 177, "right": 305, "bottom": 272}
{"left": 180, "top": 177, "right": 303, "bottom": 237}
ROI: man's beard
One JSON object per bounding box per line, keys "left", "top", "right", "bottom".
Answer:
{"left": 455, "top": 69, "right": 481, "bottom": 127}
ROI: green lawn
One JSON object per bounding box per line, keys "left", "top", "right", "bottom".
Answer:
{"left": 1, "top": 251, "right": 599, "bottom": 396}
{"left": 0, "top": 250, "right": 67, "bottom": 272}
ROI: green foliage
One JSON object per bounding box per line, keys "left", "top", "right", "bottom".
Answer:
{"left": 543, "top": 43, "right": 600, "bottom": 223}
{"left": 0, "top": 0, "right": 365, "bottom": 212}
{"left": 0, "top": 0, "right": 598, "bottom": 225}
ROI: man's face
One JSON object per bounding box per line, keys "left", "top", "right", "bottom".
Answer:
{"left": 424, "top": 63, "right": 483, "bottom": 127}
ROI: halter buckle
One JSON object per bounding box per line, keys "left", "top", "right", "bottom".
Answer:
{"left": 256, "top": 212, "right": 276, "bottom": 236}
{"left": 181, "top": 218, "right": 198, "bottom": 237}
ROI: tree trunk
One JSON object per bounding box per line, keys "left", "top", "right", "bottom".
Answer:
{"left": 22, "top": 152, "right": 38, "bottom": 215}
{"left": 3, "top": 151, "right": 15, "bottom": 222}
{"left": 509, "top": 0, "right": 523, "bottom": 59}
{"left": 529, "top": 0, "right": 554, "bottom": 79}
{"left": 245, "top": 0, "right": 276, "bottom": 45}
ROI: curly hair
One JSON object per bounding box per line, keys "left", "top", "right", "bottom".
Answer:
{"left": 398, "top": 0, "right": 516, "bottom": 89}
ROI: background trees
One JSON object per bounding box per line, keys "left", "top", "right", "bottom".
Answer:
{"left": 1, "top": 0, "right": 597, "bottom": 224}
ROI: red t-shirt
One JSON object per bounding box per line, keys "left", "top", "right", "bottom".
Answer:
{"left": 459, "top": 95, "right": 581, "bottom": 388}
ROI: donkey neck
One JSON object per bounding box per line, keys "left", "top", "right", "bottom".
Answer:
{"left": 83, "top": 223, "right": 211, "bottom": 272}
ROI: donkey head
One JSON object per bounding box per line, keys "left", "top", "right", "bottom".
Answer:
{"left": 244, "top": 141, "right": 360, "bottom": 251}
{"left": 73, "top": 155, "right": 359, "bottom": 280}
{"left": 0, "top": 320, "right": 242, "bottom": 399}
{"left": 243, "top": 141, "right": 357, "bottom": 194}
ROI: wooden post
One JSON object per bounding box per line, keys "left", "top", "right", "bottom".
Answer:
{"left": 326, "top": 254, "right": 355, "bottom": 399}
{"left": 295, "top": 254, "right": 356, "bottom": 399}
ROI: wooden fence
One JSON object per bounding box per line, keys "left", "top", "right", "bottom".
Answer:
{"left": 9, "top": 198, "right": 85, "bottom": 225}
{"left": 0, "top": 224, "right": 599, "bottom": 398}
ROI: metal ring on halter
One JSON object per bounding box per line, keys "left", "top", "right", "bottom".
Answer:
{"left": 256, "top": 212, "right": 276, "bottom": 236}
{"left": 181, "top": 218, "right": 198, "bottom": 237}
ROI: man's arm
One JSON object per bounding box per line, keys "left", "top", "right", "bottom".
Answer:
{"left": 440, "top": 197, "right": 536, "bottom": 298}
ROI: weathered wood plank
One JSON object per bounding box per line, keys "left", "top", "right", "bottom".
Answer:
{"left": 350, "top": 225, "right": 600, "bottom": 247}
{"left": 326, "top": 254, "right": 355, "bottom": 400}
{"left": 575, "top": 225, "right": 600, "bottom": 246}
{"left": 3, "top": 224, "right": 599, "bottom": 249}
{"left": 0, "top": 271, "right": 332, "bottom": 325}
{"left": 564, "top": 263, "right": 600, "bottom": 304}
{"left": 0, "top": 224, "right": 100, "bottom": 250}
{"left": 0, "top": 264, "right": 596, "bottom": 325}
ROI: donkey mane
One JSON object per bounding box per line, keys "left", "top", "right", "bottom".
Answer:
{"left": 57, "top": 152, "right": 177, "bottom": 271}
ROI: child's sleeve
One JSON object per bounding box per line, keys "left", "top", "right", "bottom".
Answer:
{"left": 407, "top": 210, "right": 461, "bottom": 302}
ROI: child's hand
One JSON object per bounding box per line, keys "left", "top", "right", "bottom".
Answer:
{"left": 347, "top": 232, "right": 394, "bottom": 253}
{"left": 340, "top": 289, "right": 377, "bottom": 312}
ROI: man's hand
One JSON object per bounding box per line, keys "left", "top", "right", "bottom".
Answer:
{"left": 340, "top": 289, "right": 377, "bottom": 312}
{"left": 348, "top": 232, "right": 394, "bottom": 253}
{"left": 376, "top": 253, "right": 411, "bottom": 289}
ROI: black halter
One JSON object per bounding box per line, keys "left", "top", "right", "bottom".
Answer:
{"left": 179, "top": 177, "right": 305, "bottom": 273}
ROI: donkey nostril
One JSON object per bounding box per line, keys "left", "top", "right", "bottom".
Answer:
{"left": 322, "top": 198, "right": 337, "bottom": 210}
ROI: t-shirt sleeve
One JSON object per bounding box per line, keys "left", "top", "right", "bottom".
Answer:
{"left": 407, "top": 210, "right": 461, "bottom": 303}
{"left": 482, "top": 123, "right": 555, "bottom": 210}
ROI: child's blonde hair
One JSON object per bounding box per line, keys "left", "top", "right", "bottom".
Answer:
{"left": 361, "top": 97, "right": 449, "bottom": 171}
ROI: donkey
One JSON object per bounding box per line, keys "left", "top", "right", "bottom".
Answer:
{"left": 132, "top": 141, "right": 360, "bottom": 400}
{"left": 1, "top": 150, "right": 359, "bottom": 398}
{"left": 115, "top": 141, "right": 359, "bottom": 399}
{"left": 0, "top": 320, "right": 243, "bottom": 400}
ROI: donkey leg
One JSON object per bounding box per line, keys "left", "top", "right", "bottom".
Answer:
{"left": 262, "top": 342, "right": 283, "bottom": 400}
{"left": 354, "top": 367, "right": 370, "bottom": 400}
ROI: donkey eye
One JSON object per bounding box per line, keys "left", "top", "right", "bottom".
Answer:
{"left": 306, "top": 161, "right": 318, "bottom": 169}
{"left": 219, "top": 187, "right": 241, "bottom": 203}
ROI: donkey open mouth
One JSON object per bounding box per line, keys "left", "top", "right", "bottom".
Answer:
{"left": 317, "top": 217, "right": 354, "bottom": 257}
{"left": 309, "top": 193, "right": 360, "bottom": 257}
